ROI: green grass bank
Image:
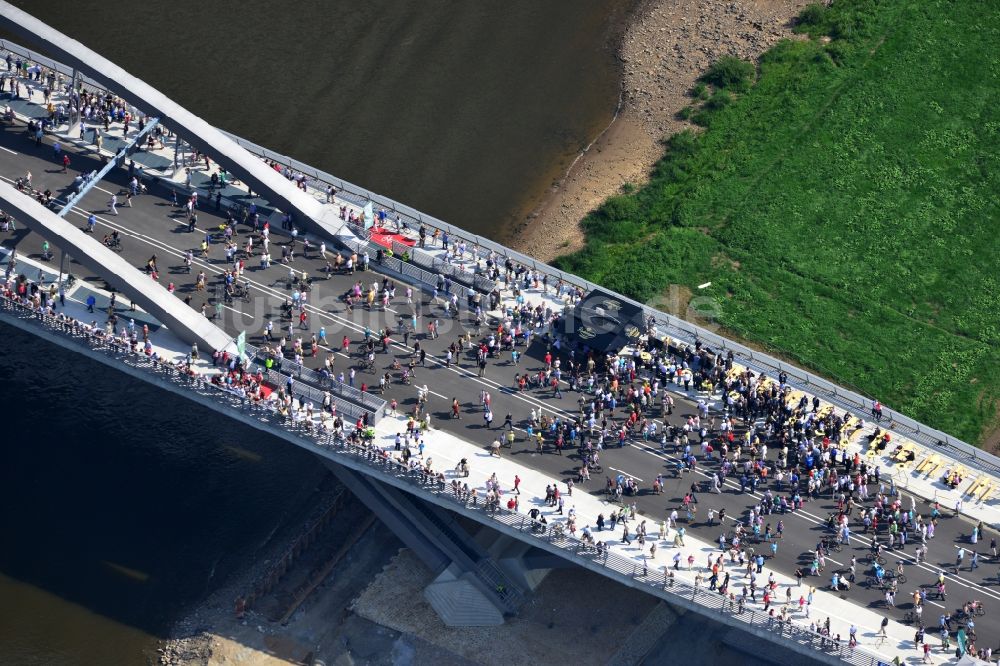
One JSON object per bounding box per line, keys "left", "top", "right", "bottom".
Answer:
{"left": 554, "top": 0, "right": 1000, "bottom": 444}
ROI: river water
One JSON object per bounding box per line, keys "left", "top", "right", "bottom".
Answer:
{"left": 8, "top": 0, "right": 629, "bottom": 238}
{"left": 0, "top": 323, "right": 330, "bottom": 664}
{"left": 0, "top": 1, "right": 631, "bottom": 664}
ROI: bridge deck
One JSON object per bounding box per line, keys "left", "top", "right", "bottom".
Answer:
{"left": 0, "top": 80, "right": 995, "bottom": 664}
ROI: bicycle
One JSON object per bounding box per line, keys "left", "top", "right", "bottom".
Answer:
{"left": 960, "top": 602, "right": 987, "bottom": 618}
{"left": 821, "top": 539, "right": 843, "bottom": 553}
{"left": 232, "top": 282, "right": 252, "bottom": 303}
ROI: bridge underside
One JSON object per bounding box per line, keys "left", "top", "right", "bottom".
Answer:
{"left": 322, "top": 459, "right": 548, "bottom": 626}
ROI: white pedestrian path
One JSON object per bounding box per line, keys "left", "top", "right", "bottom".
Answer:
{"left": 370, "top": 411, "right": 956, "bottom": 665}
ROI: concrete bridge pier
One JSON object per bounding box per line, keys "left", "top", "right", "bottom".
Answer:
{"left": 477, "top": 533, "right": 558, "bottom": 594}
{"left": 321, "top": 459, "right": 531, "bottom": 627}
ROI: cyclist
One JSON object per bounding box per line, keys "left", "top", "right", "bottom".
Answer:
{"left": 873, "top": 563, "right": 886, "bottom": 585}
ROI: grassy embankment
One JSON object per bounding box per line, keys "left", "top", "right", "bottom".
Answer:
{"left": 554, "top": 0, "right": 1000, "bottom": 444}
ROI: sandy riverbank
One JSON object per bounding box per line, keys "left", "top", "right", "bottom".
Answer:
{"left": 508, "top": 0, "right": 811, "bottom": 263}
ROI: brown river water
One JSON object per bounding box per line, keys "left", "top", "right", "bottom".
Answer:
{"left": 0, "top": 1, "right": 632, "bottom": 663}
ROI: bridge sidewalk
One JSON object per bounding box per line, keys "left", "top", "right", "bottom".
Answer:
{"left": 369, "top": 412, "right": 941, "bottom": 665}
{"left": 4, "top": 247, "right": 218, "bottom": 371}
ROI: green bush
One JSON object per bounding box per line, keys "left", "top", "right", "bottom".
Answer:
{"left": 797, "top": 3, "right": 827, "bottom": 28}
{"left": 701, "top": 56, "right": 755, "bottom": 93}
{"left": 691, "top": 82, "right": 709, "bottom": 100}
{"left": 690, "top": 110, "right": 712, "bottom": 127}
{"left": 599, "top": 194, "right": 640, "bottom": 223}
{"left": 704, "top": 89, "right": 732, "bottom": 111}
{"left": 665, "top": 130, "right": 699, "bottom": 157}
{"left": 677, "top": 105, "right": 694, "bottom": 120}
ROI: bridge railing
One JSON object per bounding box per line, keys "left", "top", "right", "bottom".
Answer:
{"left": 1, "top": 37, "right": 994, "bottom": 480}
{"left": 325, "top": 440, "right": 879, "bottom": 666}
{"left": 0, "top": 292, "right": 880, "bottom": 665}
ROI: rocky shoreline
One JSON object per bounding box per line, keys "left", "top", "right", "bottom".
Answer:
{"left": 508, "top": 0, "right": 811, "bottom": 263}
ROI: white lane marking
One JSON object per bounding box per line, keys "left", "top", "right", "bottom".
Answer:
{"left": 609, "top": 467, "right": 642, "bottom": 482}
{"left": 0, "top": 146, "right": 17, "bottom": 155}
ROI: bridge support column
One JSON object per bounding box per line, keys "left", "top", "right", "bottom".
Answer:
{"left": 320, "top": 459, "right": 523, "bottom": 626}
{"left": 69, "top": 68, "right": 78, "bottom": 135}
{"left": 483, "top": 534, "right": 557, "bottom": 594}
{"left": 56, "top": 248, "right": 66, "bottom": 294}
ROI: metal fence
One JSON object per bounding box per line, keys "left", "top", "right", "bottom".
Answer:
{"left": 0, "top": 293, "right": 886, "bottom": 665}
{"left": 245, "top": 343, "right": 386, "bottom": 417}
{"left": 1, "top": 37, "right": 996, "bottom": 480}
{"left": 337, "top": 234, "right": 454, "bottom": 298}
{"left": 259, "top": 367, "right": 368, "bottom": 424}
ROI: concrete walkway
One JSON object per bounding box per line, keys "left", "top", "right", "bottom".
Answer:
{"left": 368, "top": 412, "right": 953, "bottom": 665}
